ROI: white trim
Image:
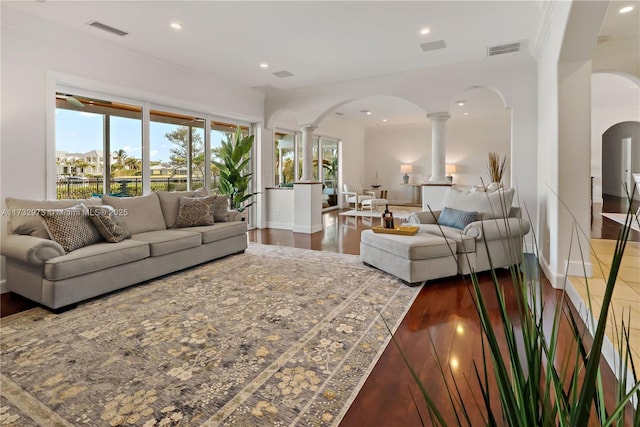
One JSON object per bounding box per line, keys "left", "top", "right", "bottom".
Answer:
{"left": 565, "top": 259, "right": 593, "bottom": 278}
{"left": 293, "top": 224, "right": 324, "bottom": 233}
{"left": 0, "top": 279, "right": 7, "bottom": 294}
{"left": 266, "top": 221, "right": 294, "bottom": 230}
{"left": 565, "top": 277, "right": 638, "bottom": 408}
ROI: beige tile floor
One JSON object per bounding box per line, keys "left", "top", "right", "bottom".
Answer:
{"left": 568, "top": 240, "right": 640, "bottom": 371}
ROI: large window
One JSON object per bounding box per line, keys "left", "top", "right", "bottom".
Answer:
{"left": 273, "top": 130, "right": 340, "bottom": 207}
{"left": 274, "top": 131, "right": 298, "bottom": 186}
{"left": 150, "top": 110, "right": 205, "bottom": 192}
{"left": 211, "top": 122, "right": 250, "bottom": 192}
{"left": 55, "top": 90, "right": 251, "bottom": 199}
{"left": 55, "top": 93, "right": 142, "bottom": 198}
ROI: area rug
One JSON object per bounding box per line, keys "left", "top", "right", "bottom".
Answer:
{"left": 601, "top": 212, "right": 640, "bottom": 232}
{"left": 0, "top": 243, "right": 420, "bottom": 426}
{"left": 338, "top": 205, "right": 419, "bottom": 221}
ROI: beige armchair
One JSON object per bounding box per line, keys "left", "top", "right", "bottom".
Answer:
{"left": 343, "top": 183, "right": 375, "bottom": 210}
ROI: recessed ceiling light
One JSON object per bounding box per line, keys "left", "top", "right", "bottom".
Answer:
{"left": 360, "top": 110, "right": 372, "bottom": 115}
{"left": 464, "top": 112, "right": 469, "bottom": 116}
{"left": 170, "top": 22, "right": 182, "bottom": 30}
{"left": 457, "top": 101, "right": 466, "bottom": 106}
{"left": 382, "top": 119, "right": 387, "bottom": 122}
{"left": 420, "top": 27, "right": 431, "bottom": 35}
{"left": 259, "top": 62, "right": 269, "bottom": 69}
{"left": 619, "top": 5, "right": 634, "bottom": 13}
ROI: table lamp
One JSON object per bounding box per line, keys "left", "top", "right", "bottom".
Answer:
{"left": 400, "top": 164, "right": 413, "bottom": 184}
{"left": 446, "top": 163, "right": 457, "bottom": 182}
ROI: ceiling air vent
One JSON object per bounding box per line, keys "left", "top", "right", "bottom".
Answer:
{"left": 487, "top": 41, "right": 524, "bottom": 56}
{"left": 273, "top": 70, "right": 295, "bottom": 78}
{"left": 88, "top": 21, "right": 129, "bottom": 37}
{"left": 420, "top": 40, "right": 447, "bottom": 52}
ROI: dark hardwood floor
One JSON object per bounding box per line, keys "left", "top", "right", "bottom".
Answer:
{"left": 1, "top": 197, "right": 637, "bottom": 425}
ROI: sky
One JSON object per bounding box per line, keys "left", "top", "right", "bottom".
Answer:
{"left": 56, "top": 109, "right": 225, "bottom": 163}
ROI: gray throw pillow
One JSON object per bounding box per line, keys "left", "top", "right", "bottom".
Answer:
{"left": 175, "top": 196, "right": 216, "bottom": 228}
{"left": 87, "top": 205, "right": 131, "bottom": 243}
{"left": 39, "top": 203, "right": 103, "bottom": 252}
{"left": 437, "top": 207, "right": 477, "bottom": 230}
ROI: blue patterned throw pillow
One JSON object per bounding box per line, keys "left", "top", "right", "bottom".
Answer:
{"left": 437, "top": 207, "right": 477, "bottom": 230}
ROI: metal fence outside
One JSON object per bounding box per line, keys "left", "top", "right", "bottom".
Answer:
{"left": 57, "top": 177, "right": 207, "bottom": 199}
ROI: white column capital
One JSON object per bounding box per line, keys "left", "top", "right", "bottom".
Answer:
{"left": 300, "top": 125, "right": 318, "bottom": 132}
{"left": 426, "top": 112, "right": 451, "bottom": 121}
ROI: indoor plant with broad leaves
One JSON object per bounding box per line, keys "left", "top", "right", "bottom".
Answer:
{"left": 213, "top": 127, "right": 258, "bottom": 212}
{"left": 385, "top": 188, "right": 640, "bottom": 426}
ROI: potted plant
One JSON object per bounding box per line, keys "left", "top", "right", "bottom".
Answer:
{"left": 316, "top": 157, "right": 338, "bottom": 206}
{"left": 213, "top": 127, "right": 257, "bottom": 212}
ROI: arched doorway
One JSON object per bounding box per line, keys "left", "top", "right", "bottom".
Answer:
{"left": 601, "top": 121, "right": 640, "bottom": 202}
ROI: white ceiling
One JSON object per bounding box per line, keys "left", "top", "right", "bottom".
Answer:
{"left": 2, "top": 1, "right": 638, "bottom": 128}
{"left": 2, "top": 0, "right": 541, "bottom": 91}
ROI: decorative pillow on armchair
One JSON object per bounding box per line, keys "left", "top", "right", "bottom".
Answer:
{"left": 39, "top": 203, "right": 103, "bottom": 252}
{"left": 437, "top": 207, "right": 477, "bottom": 230}
{"left": 175, "top": 196, "right": 216, "bottom": 227}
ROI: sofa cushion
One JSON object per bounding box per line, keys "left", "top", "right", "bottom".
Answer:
{"left": 417, "top": 224, "right": 476, "bottom": 253}
{"left": 102, "top": 193, "right": 166, "bottom": 234}
{"left": 360, "top": 230, "right": 454, "bottom": 260}
{"left": 437, "top": 207, "right": 477, "bottom": 230}
{"left": 44, "top": 239, "right": 150, "bottom": 281}
{"left": 39, "top": 204, "right": 103, "bottom": 252}
{"left": 188, "top": 221, "right": 248, "bottom": 244}
{"left": 130, "top": 230, "right": 202, "bottom": 257}
{"left": 156, "top": 190, "right": 198, "bottom": 228}
{"left": 442, "top": 187, "right": 515, "bottom": 219}
{"left": 175, "top": 196, "right": 216, "bottom": 228}
{"left": 87, "top": 205, "right": 131, "bottom": 243}
{"left": 5, "top": 197, "right": 101, "bottom": 239}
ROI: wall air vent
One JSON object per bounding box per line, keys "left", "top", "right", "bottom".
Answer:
{"left": 272, "top": 70, "right": 295, "bottom": 78}
{"left": 420, "top": 40, "right": 447, "bottom": 52}
{"left": 487, "top": 41, "right": 524, "bottom": 56}
{"left": 88, "top": 21, "right": 129, "bottom": 37}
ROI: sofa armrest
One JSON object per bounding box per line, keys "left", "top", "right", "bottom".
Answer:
{"left": 1, "top": 234, "right": 65, "bottom": 265}
{"left": 407, "top": 210, "right": 440, "bottom": 225}
{"left": 464, "top": 217, "right": 531, "bottom": 241}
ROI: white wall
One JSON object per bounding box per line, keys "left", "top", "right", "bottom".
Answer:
{"left": 1, "top": 11, "right": 265, "bottom": 286}
{"left": 364, "top": 116, "right": 511, "bottom": 204}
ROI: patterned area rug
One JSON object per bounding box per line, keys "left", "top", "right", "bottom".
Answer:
{"left": 0, "top": 243, "right": 420, "bottom": 426}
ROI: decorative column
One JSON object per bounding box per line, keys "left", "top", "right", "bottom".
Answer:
{"left": 426, "top": 112, "right": 451, "bottom": 182}
{"left": 300, "top": 125, "right": 317, "bottom": 182}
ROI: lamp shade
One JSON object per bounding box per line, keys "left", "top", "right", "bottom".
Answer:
{"left": 400, "top": 164, "right": 413, "bottom": 174}
{"left": 446, "top": 163, "right": 457, "bottom": 175}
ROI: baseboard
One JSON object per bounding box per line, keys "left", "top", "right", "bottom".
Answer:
{"left": 292, "top": 224, "right": 323, "bottom": 234}
{"left": 565, "top": 277, "right": 638, "bottom": 407}
{"left": 266, "top": 221, "right": 293, "bottom": 230}
{"left": 565, "top": 259, "right": 593, "bottom": 278}
{"left": 1, "top": 279, "right": 7, "bottom": 294}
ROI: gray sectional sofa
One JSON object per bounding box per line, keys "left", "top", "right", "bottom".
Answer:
{"left": 1, "top": 190, "right": 248, "bottom": 310}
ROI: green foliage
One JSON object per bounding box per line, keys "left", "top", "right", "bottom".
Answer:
{"left": 387, "top": 189, "right": 640, "bottom": 426}
{"left": 166, "top": 126, "right": 205, "bottom": 178}
{"left": 212, "top": 127, "right": 257, "bottom": 211}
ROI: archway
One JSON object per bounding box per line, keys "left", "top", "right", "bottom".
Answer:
{"left": 601, "top": 121, "right": 640, "bottom": 201}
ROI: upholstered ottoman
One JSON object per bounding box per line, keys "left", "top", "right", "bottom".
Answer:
{"left": 360, "top": 230, "right": 458, "bottom": 285}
